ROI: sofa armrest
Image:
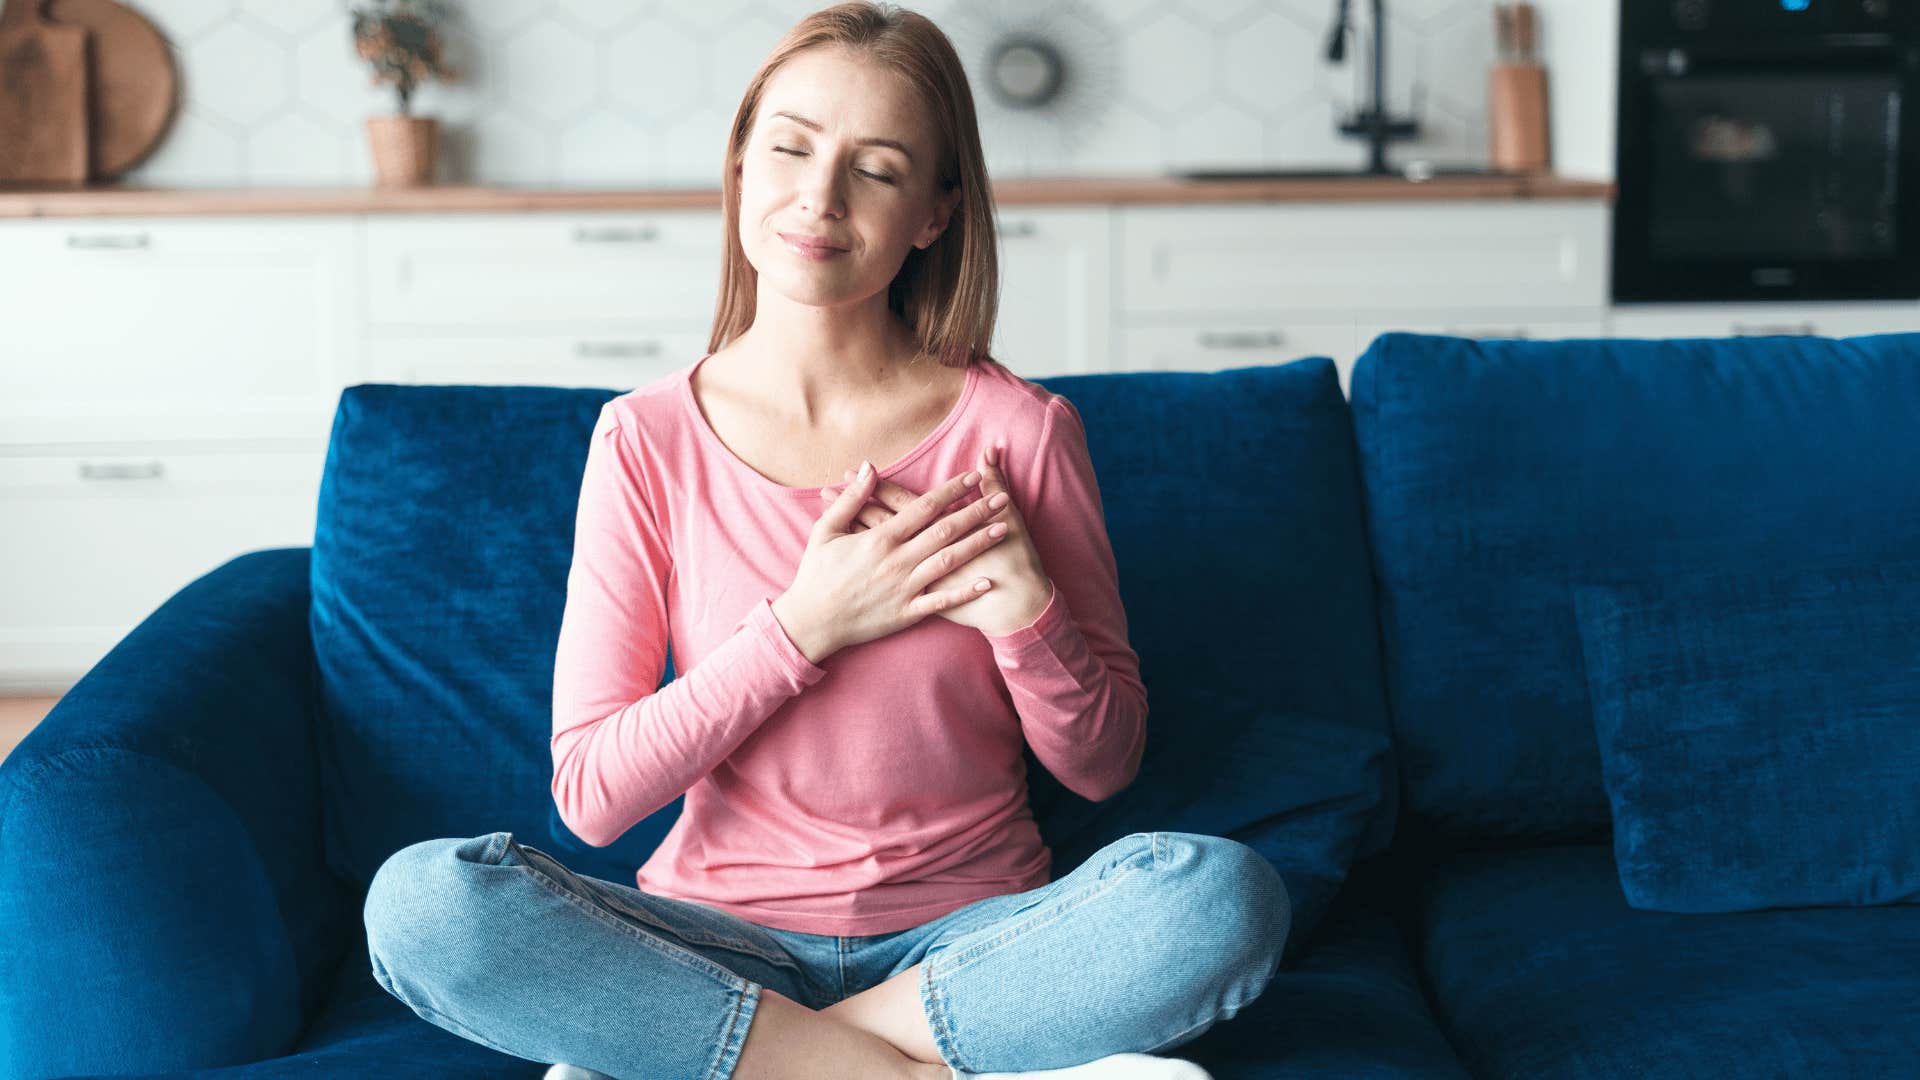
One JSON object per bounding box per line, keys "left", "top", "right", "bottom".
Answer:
{"left": 0, "top": 547, "right": 354, "bottom": 1076}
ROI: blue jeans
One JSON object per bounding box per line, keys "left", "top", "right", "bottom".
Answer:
{"left": 362, "top": 829, "right": 1289, "bottom": 1079}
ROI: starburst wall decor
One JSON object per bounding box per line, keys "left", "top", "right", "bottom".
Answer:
{"left": 937, "top": 0, "right": 1122, "bottom": 173}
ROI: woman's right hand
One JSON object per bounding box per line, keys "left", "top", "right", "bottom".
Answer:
{"left": 773, "top": 460, "right": 1013, "bottom": 662}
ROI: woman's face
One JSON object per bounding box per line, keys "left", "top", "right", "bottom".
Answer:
{"left": 736, "top": 46, "right": 956, "bottom": 309}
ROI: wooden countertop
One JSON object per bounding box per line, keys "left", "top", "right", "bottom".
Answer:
{"left": 0, "top": 173, "right": 1613, "bottom": 219}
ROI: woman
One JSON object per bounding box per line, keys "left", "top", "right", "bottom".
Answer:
{"left": 361, "top": 5, "right": 1289, "bottom": 1079}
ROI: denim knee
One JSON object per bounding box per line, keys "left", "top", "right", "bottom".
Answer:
{"left": 1151, "top": 833, "right": 1291, "bottom": 982}
{"left": 363, "top": 832, "right": 509, "bottom": 978}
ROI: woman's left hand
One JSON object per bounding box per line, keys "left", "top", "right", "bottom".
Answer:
{"left": 821, "top": 444, "right": 1054, "bottom": 636}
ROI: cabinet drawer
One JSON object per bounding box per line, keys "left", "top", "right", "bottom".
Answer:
{"left": 1119, "top": 201, "right": 1608, "bottom": 316}
{"left": 0, "top": 217, "right": 356, "bottom": 443}
{"left": 363, "top": 212, "right": 724, "bottom": 327}
{"left": 0, "top": 444, "right": 326, "bottom": 690}
{"left": 363, "top": 328, "right": 710, "bottom": 389}
{"left": 1607, "top": 302, "right": 1920, "bottom": 340}
{"left": 1116, "top": 321, "right": 1357, "bottom": 383}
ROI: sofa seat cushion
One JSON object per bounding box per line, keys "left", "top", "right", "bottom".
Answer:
{"left": 1414, "top": 844, "right": 1920, "bottom": 1078}
{"left": 1176, "top": 854, "right": 1471, "bottom": 1079}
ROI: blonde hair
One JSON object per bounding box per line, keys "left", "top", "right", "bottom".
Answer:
{"left": 709, "top": 2, "right": 999, "bottom": 370}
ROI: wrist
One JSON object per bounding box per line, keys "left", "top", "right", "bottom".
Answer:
{"left": 770, "top": 593, "right": 836, "bottom": 664}
{"left": 992, "top": 580, "right": 1055, "bottom": 637}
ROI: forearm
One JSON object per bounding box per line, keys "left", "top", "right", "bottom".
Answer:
{"left": 552, "top": 596, "right": 828, "bottom": 846}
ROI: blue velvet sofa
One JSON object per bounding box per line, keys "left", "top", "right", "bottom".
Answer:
{"left": 5, "top": 330, "right": 1918, "bottom": 1078}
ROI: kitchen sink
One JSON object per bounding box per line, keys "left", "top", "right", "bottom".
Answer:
{"left": 1176, "top": 166, "right": 1507, "bottom": 181}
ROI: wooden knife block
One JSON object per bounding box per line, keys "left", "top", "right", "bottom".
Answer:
{"left": 1489, "top": 62, "right": 1549, "bottom": 174}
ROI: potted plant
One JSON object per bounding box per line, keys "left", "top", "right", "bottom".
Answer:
{"left": 351, "top": 0, "right": 457, "bottom": 187}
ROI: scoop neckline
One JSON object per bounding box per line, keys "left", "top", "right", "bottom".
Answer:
{"left": 680, "top": 351, "right": 983, "bottom": 498}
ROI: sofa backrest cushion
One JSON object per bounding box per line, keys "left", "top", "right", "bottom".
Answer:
{"left": 311, "top": 357, "right": 1397, "bottom": 915}
{"left": 1349, "top": 330, "right": 1920, "bottom": 848}
{"left": 1005, "top": 359, "right": 1396, "bottom": 963}
{"left": 310, "top": 385, "right": 621, "bottom": 889}
{"left": 1573, "top": 555, "right": 1920, "bottom": 912}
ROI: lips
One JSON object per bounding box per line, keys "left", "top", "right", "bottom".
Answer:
{"left": 779, "top": 232, "right": 847, "bottom": 253}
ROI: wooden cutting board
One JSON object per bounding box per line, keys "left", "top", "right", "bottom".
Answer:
{"left": 46, "top": 0, "right": 178, "bottom": 180}
{"left": 0, "top": 0, "right": 90, "bottom": 184}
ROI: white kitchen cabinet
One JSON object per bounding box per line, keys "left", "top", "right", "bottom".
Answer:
{"left": 988, "top": 208, "right": 1111, "bottom": 379}
{"left": 0, "top": 216, "right": 358, "bottom": 445}
{"left": 1116, "top": 321, "right": 1358, "bottom": 381}
{"left": 363, "top": 327, "right": 711, "bottom": 389}
{"left": 0, "top": 443, "right": 326, "bottom": 693}
{"left": 1117, "top": 200, "right": 1609, "bottom": 318}
{"left": 1607, "top": 301, "right": 1920, "bottom": 340}
{"left": 360, "top": 211, "right": 725, "bottom": 332}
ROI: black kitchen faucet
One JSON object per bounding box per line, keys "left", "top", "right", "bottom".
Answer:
{"left": 1326, "top": 0, "right": 1422, "bottom": 174}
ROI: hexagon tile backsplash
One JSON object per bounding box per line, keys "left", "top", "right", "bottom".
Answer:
{"left": 125, "top": 0, "right": 1501, "bottom": 189}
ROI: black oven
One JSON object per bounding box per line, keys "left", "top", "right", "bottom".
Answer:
{"left": 1613, "top": 0, "right": 1920, "bottom": 302}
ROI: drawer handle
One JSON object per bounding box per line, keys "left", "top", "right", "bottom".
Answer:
{"left": 997, "top": 220, "right": 1036, "bottom": 238}
{"left": 575, "top": 340, "right": 662, "bottom": 359}
{"left": 573, "top": 225, "right": 660, "bottom": 244}
{"left": 1730, "top": 321, "right": 1816, "bottom": 337}
{"left": 66, "top": 232, "right": 151, "bottom": 250}
{"left": 79, "top": 461, "right": 164, "bottom": 481}
{"left": 1197, "top": 330, "right": 1287, "bottom": 349}
{"left": 1450, "top": 327, "right": 1531, "bottom": 339}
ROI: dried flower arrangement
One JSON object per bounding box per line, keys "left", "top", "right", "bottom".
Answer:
{"left": 350, "top": 0, "right": 458, "bottom": 117}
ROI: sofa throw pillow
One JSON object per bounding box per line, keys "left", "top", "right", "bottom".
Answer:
{"left": 1571, "top": 558, "right": 1920, "bottom": 913}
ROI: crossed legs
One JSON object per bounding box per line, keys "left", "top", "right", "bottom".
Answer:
{"left": 733, "top": 963, "right": 947, "bottom": 1080}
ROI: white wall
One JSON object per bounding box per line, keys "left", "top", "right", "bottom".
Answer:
{"left": 114, "top": 0, "right": 1617, "bottom": 188}
{"left": 1535, "top": 0, "right": 1619, "bottom": 182}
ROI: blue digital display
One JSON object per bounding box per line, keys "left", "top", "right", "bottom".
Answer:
{"left": 1780, "top": 0, "right": 1810, "bottom": 11}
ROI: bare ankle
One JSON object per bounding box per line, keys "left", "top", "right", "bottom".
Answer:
{"left": 733, "top": 988, "right": 949, "bottom": 1080}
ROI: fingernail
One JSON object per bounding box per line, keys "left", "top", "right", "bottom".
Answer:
{"left": 859, "top": 460, "right": 872, "bottom": 478}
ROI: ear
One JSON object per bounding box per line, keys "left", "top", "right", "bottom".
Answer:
{"left": 917, "top": 188, "right": 962, "bottom": 249}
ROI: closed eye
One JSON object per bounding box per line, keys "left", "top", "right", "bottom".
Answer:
{"left": 772, "top": 147, "right": 895, "bottom": 185}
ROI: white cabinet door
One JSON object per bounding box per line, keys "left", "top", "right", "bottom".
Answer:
{"left": 363, "top": 327, "right": 711, "bottom": 389}
{"left": 1115, "top": 321, "right": 1358, "bottom": 386}
{"left": 0, "top": 443, "right": 326, "bottom": 694}
{"left": 1607, "top": 302, "right": 1920, "bottom": 340}
{"left": 0, "top": 217, "right": 358, "bottom": 445}
{"left": 1119, "top": 200, "right": 1609, "bottom": 317}
{"left": 362, "top": 211, "right": 725, "bottom": 331}
{"left": 989, "top": 208, "right": 1111, "bottom": 378}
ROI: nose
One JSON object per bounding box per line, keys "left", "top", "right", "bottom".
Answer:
{"left": 796, "top": 156, "right": 848, "bottom": 219}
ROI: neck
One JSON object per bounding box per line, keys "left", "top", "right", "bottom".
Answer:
{"left": 739, "top": 292, "right": 927, "bottom": 426}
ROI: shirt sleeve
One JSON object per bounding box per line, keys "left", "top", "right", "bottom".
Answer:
{"left": 550, "top": 403, "right": 827, "bottom": 847}
{"left": 980, "top": 394, "right": 1148, "bottom": 802}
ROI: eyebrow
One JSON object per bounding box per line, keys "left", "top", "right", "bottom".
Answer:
{"left": 769, "top": 111, "right": 914, "bottom": 164}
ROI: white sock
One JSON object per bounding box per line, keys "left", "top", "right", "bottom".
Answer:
{"left": 950, "top": 1051, "right": 1212, "bottom": 1080}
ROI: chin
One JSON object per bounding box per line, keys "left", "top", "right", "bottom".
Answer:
{"left": 765, "top": 271, "right": 859, "bottom": 307}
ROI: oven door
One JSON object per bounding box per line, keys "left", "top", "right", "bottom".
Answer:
{"left": 1613, "top": 42, "right": 1920, "bottom": 302}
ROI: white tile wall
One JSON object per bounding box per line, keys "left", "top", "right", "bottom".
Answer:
{"left": 119, "top": 0, "right": 1536, "bottom": 189}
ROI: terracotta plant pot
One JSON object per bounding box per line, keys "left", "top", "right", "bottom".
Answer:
{"left": 366, "top": 115, "right": 438, "bottom": 188}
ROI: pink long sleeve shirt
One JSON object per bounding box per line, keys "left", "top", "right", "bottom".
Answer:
{"left": 550, "top": 352, "right": 1147, "bottom": 936}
